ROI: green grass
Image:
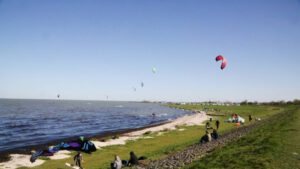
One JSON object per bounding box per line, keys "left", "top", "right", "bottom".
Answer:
{"left": 185, "top": 106, "right": 300, "bottom": 169}
{"left": 168, "top": 104, "right": 284, "bottom": 118}
{"left": 18, "top": 104, "right": 286, "bottom": 169}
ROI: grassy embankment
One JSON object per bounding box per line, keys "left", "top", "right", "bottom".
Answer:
{"left": 19, "top": 104, "right": 285, "bottom": 169}
{"left": 185, "top": 105, "right": 300, "bottom": 169}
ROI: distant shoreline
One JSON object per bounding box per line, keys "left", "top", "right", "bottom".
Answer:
{"left": 0, "top": 98, "right": 161, "bottom": 103}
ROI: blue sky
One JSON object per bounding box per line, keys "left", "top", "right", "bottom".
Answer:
{"left": 0, "top": 0, "right": 299, "bottom": 102}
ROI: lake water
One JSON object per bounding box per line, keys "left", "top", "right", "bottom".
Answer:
{"left": 0, "top": 99, "right": 189, "bottom": 152}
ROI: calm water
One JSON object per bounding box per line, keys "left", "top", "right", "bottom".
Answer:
{"left": 0, "top": 99, "right": 189, "bottom": 152}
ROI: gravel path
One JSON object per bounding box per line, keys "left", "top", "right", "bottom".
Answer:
{"left": 137, "top": 119, "right": 267, "bottom": 169}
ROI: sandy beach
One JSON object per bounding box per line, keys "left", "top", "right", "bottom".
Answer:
{"left": 0, "top": 111, "right": 209, "bottom": 169}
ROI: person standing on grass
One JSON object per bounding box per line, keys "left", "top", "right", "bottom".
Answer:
{"left": 215, "top": 120, "right": 220, "bottom": 130}
{"left": 249, "top": 115, "right": 252, "bottom": 122}
{"left": 74, "top": 152, "right": 83, "bottom": 169}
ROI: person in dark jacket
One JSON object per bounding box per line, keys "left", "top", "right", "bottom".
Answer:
{"left": 215, "top": 120, "right": 220, "bottom": 130}
{"left": 128, "top": 151, "right": 139, "bottom": 166}
{"left": 74, "top": 152, "right": 83, "bottom": 169}
{"left": 211, "top": 129, "right": 219, "bottom": 140}
{"left": 200, "top": 130, "right": 211, "bottom": 144}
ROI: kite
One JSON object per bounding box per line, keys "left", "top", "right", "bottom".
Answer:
{"left": 152, "top": 67, "right": 157, "bottom": 74}
{"left": 215, "top": 55, "right": 227, "bottom": 70}
{"left": 30, "top": 136, "right": 96, "bottom": 163}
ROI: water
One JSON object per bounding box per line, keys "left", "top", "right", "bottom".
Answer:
{"left": 0, "top": 99, "right": 189, "bottom": 152}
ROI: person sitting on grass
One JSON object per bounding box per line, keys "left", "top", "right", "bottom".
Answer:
{"left": 200, "top": 130, "right": 212, "bottom": 144}
{"left": 128, "top": 151, "right": 139, "bottom": 166}
{"left": 205, "top": 122, "right": 213, "bottom": 130}
{"left": 211, "top": 129, "right": 219, "bottom": 140}
{"left": 111, "top": 155, "right": 122, "bottom": 169}
{"left": 122, "top": 151, "right": 139, "bottom": 166}
{"left": 121, "top": 151, "right": 148, "bottom": 167}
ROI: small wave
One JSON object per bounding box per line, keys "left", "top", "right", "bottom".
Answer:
{"left": 115, "top": 105, "right": 123, "bottom": 108}
{"left": 7, "top": 123, "right": 33, "bottom": 128}
{"left": 156, "top": 113, "right": 168, "bottom": 117}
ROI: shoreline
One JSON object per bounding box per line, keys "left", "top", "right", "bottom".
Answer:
{"left": 0, "top": 111, "right": 209, "bottom": 169}
{"left": 0, "top": 120, "right": 170, "bottom": 162}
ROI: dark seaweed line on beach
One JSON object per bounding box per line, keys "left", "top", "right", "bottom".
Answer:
{"left": 139, "top": 111, "right": 286, "bottom": 169}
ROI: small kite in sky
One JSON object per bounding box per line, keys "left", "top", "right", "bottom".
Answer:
{"left": 152, "top": 67, "right": 157, "bottom": 74}
{"left": 215, "top": 55, "right": 227, "bottom": 70}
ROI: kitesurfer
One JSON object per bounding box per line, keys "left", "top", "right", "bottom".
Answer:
{"left": 152, "top": 113, "right": 156, "bottom": 117}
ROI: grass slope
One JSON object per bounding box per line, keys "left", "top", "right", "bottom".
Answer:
{"left": 185, "top": 106, "right": 300, "bottom": 169}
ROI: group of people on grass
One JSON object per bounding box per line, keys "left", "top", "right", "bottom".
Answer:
{"left": 200, "top": 120, "right": 220, "bottom": 144}
{"left": 110, "top": 151, "right": 146, "bottom": 169}
{"left": 73, "top": 151, "right": 143, "bottom": 169}
{"left": 200, "top": 113, "right": 253, "bottom": 144}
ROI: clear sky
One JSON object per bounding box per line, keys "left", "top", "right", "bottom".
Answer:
{"left": 0, "top": 0, "right": 299, "bottom": 102}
